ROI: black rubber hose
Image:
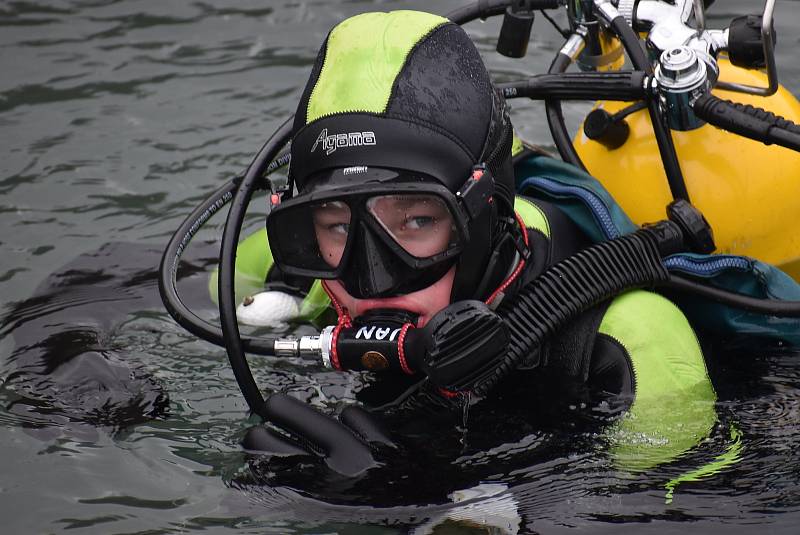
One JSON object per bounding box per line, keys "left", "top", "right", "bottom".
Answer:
{"left": 498, "top": 71, "right": 648, "bottom": 100}
{"left": 545, "top": 52, "right": 588, "bottom": 170}
{"left": 158, "top": 152, "right": 291, "bottom": 355}
{"left": 472, "top": 224, "right": 800, "bottom": 394}
{"left": 447, "top": 0, "right": 505, "bottom": 24}
{"left": 607, "top": 14, "right": 690, "bottom": 202}
{"left": 447, "top": 0, "right": 560, "bottom": 25}
{"left": 159, "top": 179, "right": 241, "bottom": 346}
{"left": 665, "top": 274, "right": 800, "bottom": 316}
{"left": 475, "top": 226, "right": 671, "bottom": 395}
{"left": 219, "top": 117, "right": 294, "bottom": 418}
{"left": 693, "top": 94, "right": 800, "bottom": 152}
{"left": 607, "top": 17, "right": 649, "bottom": 73}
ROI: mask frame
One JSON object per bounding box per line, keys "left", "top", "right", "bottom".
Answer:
{"left": 267, "top": 168, "right": 494, "bottom": 298}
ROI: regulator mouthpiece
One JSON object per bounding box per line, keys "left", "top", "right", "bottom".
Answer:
{"left": 271, "top": 302, "right": 511, "bottom": 394}
{"left": 273, "top": 310, "right": 422, "bottom": 374}
{"left": 332, "top": 310, "right": 420, "bottom": 373}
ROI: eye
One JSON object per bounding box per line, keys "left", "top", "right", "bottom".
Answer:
{"left": 404, "top": 216, "right": 436, "bottom": 230}
{"left": 312, "top": 201, "right": 351, "bottom": 239}
{"left": 327, "top": 222, "right": 350, "bottom": 235}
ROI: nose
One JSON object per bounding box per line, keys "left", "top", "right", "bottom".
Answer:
{"left": 344, "top": 221, "right": 408, "bottom": 298}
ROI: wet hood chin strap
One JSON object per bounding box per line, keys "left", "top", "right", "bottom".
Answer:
{"left": 453, "top": 210, "right": 530, "bottom": 304}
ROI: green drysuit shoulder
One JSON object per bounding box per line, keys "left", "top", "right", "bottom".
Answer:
{"left": 208, "top": 228, "right": 271, "bottom": 305}
{"left": 514, "top": 196, "right": 550, "bottom": 238}
{"left": 599, "top": 290, "right": 717, "bottom": 471}
{"left": 208, "top": 228, "right": 331, "bottom": 322}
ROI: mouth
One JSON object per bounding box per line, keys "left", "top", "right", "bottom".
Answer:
{"left": 350, "top": 297, "right": 431, "bottom": 327}
{"left": 323, "top": 267, "right": 456, "bottom": 329}
{"left": 323, "top": 281, "right": 437, "bottom": 328}
{"left": 352, "top": 296, "right": 424, "bottom": 315}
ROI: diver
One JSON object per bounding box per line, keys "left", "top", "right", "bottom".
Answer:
{"left": 237, "top": 10, "right": 717, "bottom": 477}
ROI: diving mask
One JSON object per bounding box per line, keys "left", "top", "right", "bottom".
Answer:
{"left": 266, "top": 166, "right": 494, "bottom": 298}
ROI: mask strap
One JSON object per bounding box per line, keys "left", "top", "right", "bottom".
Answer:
{"left": 435, "top": 212, "right": 528, "bottom": 399}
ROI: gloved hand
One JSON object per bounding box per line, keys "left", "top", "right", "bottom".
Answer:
{"left": 242, "top": 393, "right": 397, "bottom": 477}
{"left": 412, "top": 300, "right": 511, "bottom": 394}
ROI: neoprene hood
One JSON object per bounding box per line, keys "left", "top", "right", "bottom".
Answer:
{"left": 287, "top": 10, "right": 516, "bottom": 301}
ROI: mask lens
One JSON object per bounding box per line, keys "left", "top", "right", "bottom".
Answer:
{"left": 366, "top": 194, "right": 460, "bottom": 259}
{"left": 269, "top": 200, "right": 351, "bottom": 273}
{"left": 311, "top": 200, "right": 351, "bottom": 268}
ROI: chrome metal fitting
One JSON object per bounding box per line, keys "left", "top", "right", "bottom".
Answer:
{"left": 560, "top": 26, "right": 587, "bottom": 60}
{"left": 319, "top": 325, "right": 335, "bottom": 369}
{"left": 637, "top": 0, "right": 698, "bottom": 54}
{"left": 593, "top": 0, "right": 620, "bottom": 27}
{"left": 298, "top": 334, "right": 323, "bottom": 358}
{"left": 273, "top": 325, "right": 334, "bottom": 367}
{"left": 273, "top": 337, "right": 300, "bottom": 358}
{"left": 656, "top": 47, "right": 707, "bottom": 92}
{"left": 654, "top": 46, "right": 710, "bottom": 130}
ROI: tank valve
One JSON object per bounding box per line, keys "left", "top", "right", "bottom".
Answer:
{"left": 654, "top": 46, "right": 711, "bottom": 131}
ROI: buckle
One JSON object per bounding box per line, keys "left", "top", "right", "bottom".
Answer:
{"left": 265, "top": 178, "right": 290, "bottom": 215}
{"left": 456, "top": 164, "right": 494, "bottom": 220}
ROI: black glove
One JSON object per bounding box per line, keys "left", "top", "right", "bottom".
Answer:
{"left": 412, "top": 300, "right": 510, "bottom": 394}
{"left": 242, "top": 393, "right": 396, "bottom": 477}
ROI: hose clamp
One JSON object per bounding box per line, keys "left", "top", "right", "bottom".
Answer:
{"left": 617, "top": 0, "right": 636, "bottom": 27}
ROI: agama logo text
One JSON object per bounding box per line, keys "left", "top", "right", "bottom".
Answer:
{"left": 311, "top": 128, "right": 376, "bottom": 155}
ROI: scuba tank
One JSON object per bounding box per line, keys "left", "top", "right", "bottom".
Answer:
{"left": 576, "top": 66, "right": 800, "bottom": 281}
{"left": 557, "top": 0, "right": 800, "bottom": 279}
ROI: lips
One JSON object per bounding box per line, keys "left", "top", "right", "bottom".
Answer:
{"left": 325, "top": 280, "right": 430, "bottom": 326}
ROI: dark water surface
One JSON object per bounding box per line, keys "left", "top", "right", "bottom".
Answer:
{"left": 2, "top": 1, "right": 800, "bottom": 533}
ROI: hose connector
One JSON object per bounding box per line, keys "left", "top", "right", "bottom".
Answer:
{"left": 273, "top": 326, "right": 334, "bottom": 360}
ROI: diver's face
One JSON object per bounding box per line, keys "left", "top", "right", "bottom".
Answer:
{"left": 311, "top": 194, "right": 458, "bottom": 327}
{"left": 311, "top": 194, "right": 456, "bottom": 268}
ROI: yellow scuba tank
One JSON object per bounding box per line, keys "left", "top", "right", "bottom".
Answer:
{"left": 574, "top": 58, "right": 800, "bottom": 281}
